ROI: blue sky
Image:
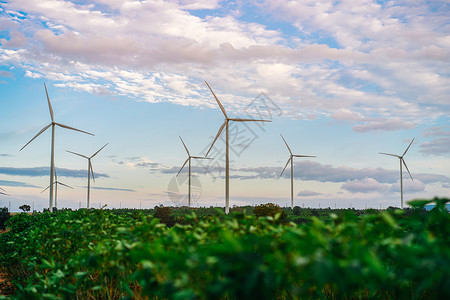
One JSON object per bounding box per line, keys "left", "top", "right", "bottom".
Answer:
{"left": 0, "top": 0, "right": 449, "bottom": 211}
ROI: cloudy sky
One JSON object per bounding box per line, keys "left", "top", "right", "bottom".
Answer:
{"left": 0, "top": 0, "right": 449, "bottom": 211}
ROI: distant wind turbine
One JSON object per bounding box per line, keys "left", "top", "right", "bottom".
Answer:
{"left": 379, "top": 138, "right": 414, "bottom": 209}
{"left": 66, "top": 143, "right": 108, "bottom": 208}
{"left": 41, "top": 170, "right": 73, "bottom": 209}
{"left": 20, "top": 83, "right": 94, "bottom": 211}
{"left": 0, "top": 187, "right": 8, "bottom": 196}
{"left": 280, "top": 134, "right": 316, "bottom": 209}
{"left": 177, "top": 136, "right": 211, "bottom": 207}
{"left": 205, "top": 81, "right": 271, "bottom": 214}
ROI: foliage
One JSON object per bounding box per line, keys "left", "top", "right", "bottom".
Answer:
{"left": 0, "top": 207, "right": 10, "bottom": 231}
{"left": 153, "top": 206, "right": 173, "bottom": 226}
{"left": 18, "top": 205, "right": 30, "bottom": 213}
{"left": 292, "top": 205, "right": 301, "bottom": 216}
{"left": 253, "top": 203, "right": 287, "bottom": 221}
{"left": 0, "top": 198, "right": 448, "bottom": 299}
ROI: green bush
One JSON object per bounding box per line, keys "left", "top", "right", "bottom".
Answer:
{"left": 153, "top": 206, "right": 173, "bottom": 226}
{"left": 0, "top": 206, "right": 10, "bottom": 230}
{"left": 253, "top": 203, "right": 287, "bottom": 221}
{"left": 293, "top": 205, "right": 301, "bottom": 216}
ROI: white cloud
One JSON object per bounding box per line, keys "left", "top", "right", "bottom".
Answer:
{"left": 390, "top": 179, "right": 425, "bottom": 194}
{"left": 0, "top": 0, "right": 449, "bottom": 130}
{"left": 353, "top": 118, "right": 415, "bottom": 133}
{"left": 420, "top": 126, "right": 450, "bottom": 156}
{"left": 341, "top": 178, "right": 390, "bottom": 194}
{"left": 297, "top": 190, "right": 322, "bottom": 197}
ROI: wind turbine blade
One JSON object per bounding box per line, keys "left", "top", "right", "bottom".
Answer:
{"left": 0, "top": 192, "right": 8, "bottom": 196}
{"left": 66, "top": 150, "right": 89, "bottom": 159}
{"left": 191, "top": 156, "right": 212, "bottom": 159}
{"left": 54, "top": 169, "right": 58, "bottom": 182}
{"left": 206, "top": 121, "right": 227, "bottom": 156}
{"left": 205, "top": 81, "right": 228, "bottom": 118}
{"left": 379, "top": 152, "right": 401, "bottom": 158}
{"left": 0, "top": 187, "right": 5, "bottom": 192}
{"left": 280, "top": 157, "right": 291, "bottom": 176}
{"left": 177, "top": 158, "right": 189, "bottom": 176}
{"left": 293, "top": 155, "right": 316, "bottom": 158}
{"left": 20, "top": 123, "right": 52, "bottom": 151}
{"left": 90, "top": 161, "right": 95, "bottom": 182}
{"left": 402, "top": 159, "right": 413, "bottom": 181}
{"left": 58, "top": 182, "right": 74, "bottom": 189}
{"left": 91, "top": 143, "right": 108, "bottom": 158}
{"left": 402, "top": 138, "right": 415, "bottom": 157}
{"left": 55, "top": 123, "right": 94, "bottom": 136}
{"left": 280, "top": 134, "right": 292, "bottom": 155}
{"left": 179, "top": 136, "right": 190, "bottom": 156}
{"left": 41, "top": 185, "right": 51, "bottom": 193}
{"left": 230, "top": 118, "right": 271, "bottom": 122}
{"left": 44, "top": 83, "right": 54, "bottom": 122}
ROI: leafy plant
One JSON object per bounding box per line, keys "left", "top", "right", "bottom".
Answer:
{"left": 0, "top": 207, "right": 10, "bottom": 230}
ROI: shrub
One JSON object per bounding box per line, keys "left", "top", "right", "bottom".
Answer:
{"left": 0, "top": 207, "right": 10, "bottom": 230}
{"left": 19, "top": 205, "right": 31, "bottom": 212}
{"left": 293, "top": 206, "right": 301, "bottom": 216}
{"left": 153, "top": 206, "right": 173, "bottom": 226}
{"left": 253, "top": 203, "right": 287, "bottom": 221}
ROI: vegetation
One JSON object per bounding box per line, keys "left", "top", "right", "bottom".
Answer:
{"left": 0, "top": 198, "right": 448, "bottom": 299}
{"left": 0, "top": 207, "right": 10, "bottom": 231}
{"left": 18, "top": 205, "right": 30, "bottom": 213}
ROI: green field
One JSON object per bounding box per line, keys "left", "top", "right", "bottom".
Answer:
{"left": 0, "top": 198, "right": 449, "bottom": 299}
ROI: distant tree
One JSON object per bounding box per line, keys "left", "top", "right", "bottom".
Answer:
{"left": 19, "top": 205, "right": 31, "bottom": 212}
{"left": 0, "top": 207, "right": 11, "bottom": 230}
{"left": 253, "top": 203, "right": 287, "bottom": 221}
{"left": 293, "top": 206, "right": 302, "bottom": 216}
{"left": 154, "top": 206, "right": 174, "bottom": 226}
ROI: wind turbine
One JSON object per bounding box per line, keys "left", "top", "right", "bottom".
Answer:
{"left": 280, "top": 134, "right": 316, "bottom": 209}
{"left": 41, "top": 170, "right": 73, "bottom": 209}
{"left": 20, "top": 83, "right": 94, "bottom": 211}
{"left": 177, "top": 136, "right": 211, "bottom": 207}
{"left": 205, "top": 81, "right": 271, "bottom": 214}
{"left": 379, "top": 138, "right": 414, "bottom": 209}
{"left": 66, "top": 143, "right": 108, "bottom": 208}
{"left": 0, "top": 187, "right": 8, "bottom": 196}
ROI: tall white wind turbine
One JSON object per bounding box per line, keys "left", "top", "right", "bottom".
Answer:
{"left": 41, "top": 170, "right": 73, "bottom": 209}
{"left": 66, "top": 143, "right": 108, "bottom": 208}
{"left": 20, "top": 83, "right": 94, "bottom": 211}
{"left": 177, "top": 136, "right": 211, "bottom": 207}
{"left": 280, "top": 134, "right": 316, "bottom": 209}
{"left": 379, "top": 138, "right": 414, "bottom": 209}
{"left": 205, "top": 81, "right": 271, "bottom": 214}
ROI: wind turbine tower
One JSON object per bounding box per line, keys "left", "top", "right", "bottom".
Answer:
{"left": 280, "top": 134, "right": 316, "bottom": 209}
{"left": 205, "top": 81, "right": 271, "bottom": 214}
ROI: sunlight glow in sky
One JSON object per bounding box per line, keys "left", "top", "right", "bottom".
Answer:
{"left": 0, "top": 0, "right": 449, "bottom": 211}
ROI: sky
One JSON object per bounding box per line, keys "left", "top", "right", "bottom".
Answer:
{"left": 0, "top": 0, "right": 449, "bottom": 212}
